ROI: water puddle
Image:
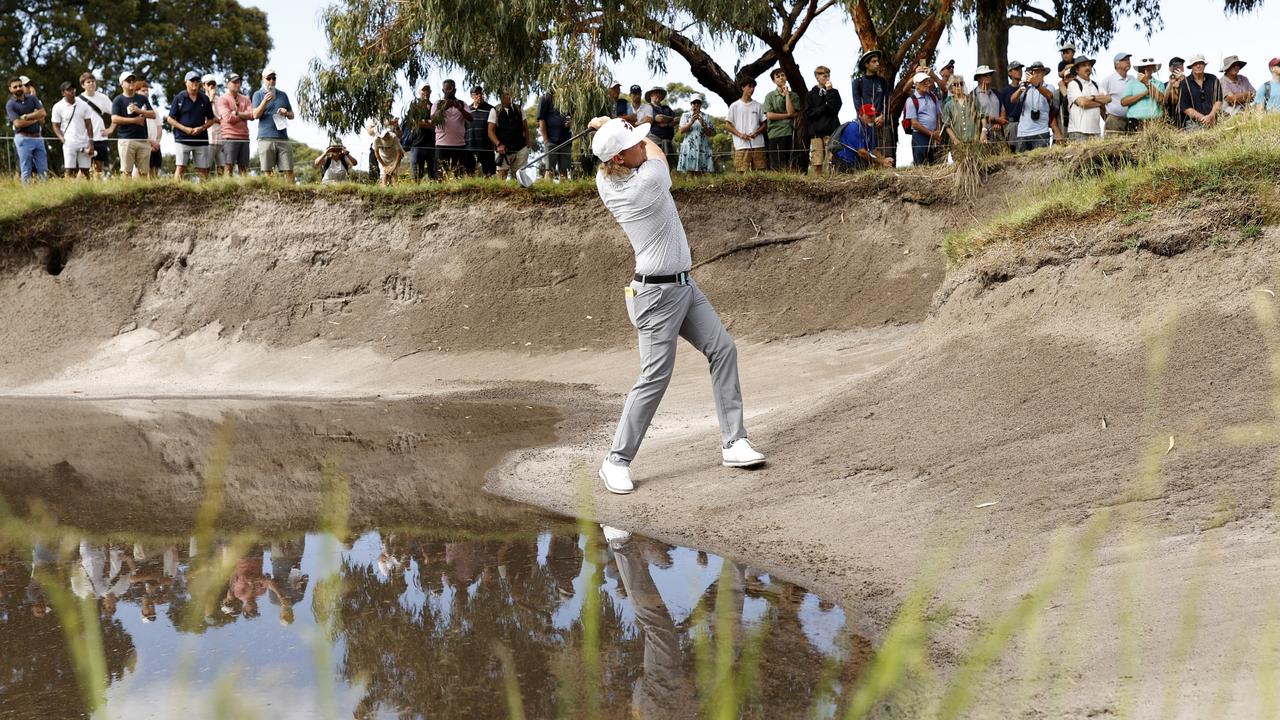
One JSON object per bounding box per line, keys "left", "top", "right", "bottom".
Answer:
{"left": 0, "top": 399, "right": 865, "bottom": 718}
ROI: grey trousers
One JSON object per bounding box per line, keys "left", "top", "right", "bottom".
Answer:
{"left": 608, "top": 279, "right": 747, "bottom": 466}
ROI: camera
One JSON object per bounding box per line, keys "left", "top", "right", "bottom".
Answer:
{"left": 1030, "top": 109, "right": 1042, "bottom": 121}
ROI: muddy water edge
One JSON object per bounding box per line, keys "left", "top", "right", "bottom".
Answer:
{"left": 0, "top": 398, "right": 867, "bottom": 719}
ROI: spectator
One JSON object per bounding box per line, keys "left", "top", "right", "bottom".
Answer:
{"left": 19, "top": 75, "right": 38, "bottom": 101}
{"left": 1056, "top": 61, "right": 1076, "bottom": 133}
{"left": 1066, "top": 57, "right": 1107, "bottom": 141}
{"left": 1103, "top": 52, "right": 1134, "bottom": 134}
{"left": 626, "top": 84, "right": 644, "bottom": 124}
{"left": 488, "top": 88, "right": 531, "bottom": 181}
{"left": 1121, "top": 58, "right": 1166, "bottom": 129}
{"left": 851, "top": 49, "right": 894, "bottom": 166}
{"left": 78, "top": 72, "right": 113, "bottom": 179}
{"left": 202, "top": 74, "right": 223, "bottom": 174}
{"left": 999, "top": 61, "right": 1025, "bottom": 145}
{"left": 942, "top": 76, "right": 985, "bottom": 147}
{"left": 134, "top": 78, "right": 163, "bottom": 178}
{"left": 51, "top": 81, "right": 95, "bottom": 179}
{"left": 763, "top": 68, "right": 801, "bottom": 171}
{"left": 373, "top": 123, "right": 403, "bottom": 185}
{"left": 404, "top": 83, "right": 437, "bottom": 181}
{"left": 537, "top": 91, "right": 573, "bottom": 181}
{"left": 467, "top": 86, "right": 495, "bottom": 176}
{"left": 832, "top": 103, "right": 892, "bottom": 171}
{"left": 1258, "top": 58, "right": 1280, "bottom": 112}
{"left": 676, "top": 96, "right": 715, "bottom": 175}
{"left": 607, "top": 82, "right": 629, "bottom": 118}
{"left": 937, "top": 60, "right": 956, "bottom": 110}
{"left": 805, "top": 65, "right": 841, "bottom": 176}
{"left": 1011, "top": 61, "right": 1059, "bottom": 152}
{"left": 724, "top": 78, "right": 766, "bottom": 172}
{"left": 905, "top": 72, "right": 944, "bottom": 165}
{"left": 432, "top": 79, "right": 474, "bottom": 176}
{"left": 251, "top": 67, "right": 296, "bottom": 183}
{"left": 109, "top": 71, "right": 155, "bottom": 180}
{"left": 315, "top": 143, "right": 356, "bottom": 183}
{"left": 1165, "top": 57, "right": 1187, "bottom": 126}
{"left": 166, "top": 70, "right": 216, "bottom": 180}
{"left": 1059, "top": 43, "right": 1077, "bottom": 69}
{"left": 216, "top": 73, "right": 252, "bottom": 176}
{"left": 1177, "top": 54, "right": 1223, "bottom": 130}
{"left": 971, "top": 66, "right": 1006, "bottom": 146}
{"left": 1220, "top": 55, "right": 1255, "bottom": 117}
{"left": 645, "top": 87, "right": 677, "bottom": 166}
{"left": 363, "top": 118, "right": 380, "bottom": 183}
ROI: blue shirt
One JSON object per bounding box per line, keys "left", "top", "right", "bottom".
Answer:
{"left": 834, "top": 121, "right": 876, "bottom": 165}
{"left": 609, "top": 98, "right": 629, "bottom": 118}
{"left": 1017, "top": 84, "right": 1053, "bottom": 136}
{"left": 168, "top": 91, "right": 215, "bottom": 144}
{"left": 111, "top": 94, "right": 153, "bottom": 140}
{"left": 1258, "top": 80, "right": 1280, "bottom": 111}
{"left": 251, "top": 88, "right": 292, "bottom": 139}
{"left": 904, "top": 90, "right": 941, "bottom": 132}
{"left": 997, "top": 85, "right": 1022, "bottom": 124}
{"left": 648, "top": 103, "right": 676, "bottom": 141}
{"left": 851, "top": 75, "right": 890, "bottom": 114}
{"left": 537, "top": 95, "right": 571, "bottom": 144}
{"left": 6, "top": 95, "right": 43, "bottom": 136}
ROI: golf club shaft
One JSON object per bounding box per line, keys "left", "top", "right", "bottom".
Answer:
{"left": 516, "top": 127, "right": 594, "bottom": 176}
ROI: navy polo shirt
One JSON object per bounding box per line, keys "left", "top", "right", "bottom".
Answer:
{"left": 112, "top": 94, "right": 153, "bottom": 140}
{"left": 6, "top": 95, "right": 43, "bottom": 136}
{"left": 168, "top": 91, "right": 215, "bottom": 144}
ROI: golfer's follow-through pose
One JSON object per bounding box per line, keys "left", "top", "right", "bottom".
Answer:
{"left": 588, "top": 115, "right": 766, "bottom": 495}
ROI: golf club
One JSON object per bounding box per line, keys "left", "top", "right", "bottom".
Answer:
{"left": 517, "top": 127, "right": 595, "bottom": 188}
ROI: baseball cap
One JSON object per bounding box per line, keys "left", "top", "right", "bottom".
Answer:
{"left": 59, "top": 81, "right": 75, "bottom": 92}
{"left": 859, "top": 103, "right": 879, "bottom": 117}
{"left": 629, "top": 84, "right": 642, "bottom": 94}
{"left": 184, "top": 71, "right": 200, "bottom": 82}
{"left": 608, "top": 81, "right": 621, "bottom": 89}
{"left": 19, "top": 75, "right": 30, "bottom": 85}
{"left": 1169, "top": 56, "right": 1186, "bottom": 67}
{"left": 118, "top": 70, "right": 136, "bottom": 85}
{"left": 419, "top": 81, "right": 430, "bottom": 90}
{"left": 1059, "top": 42, "right": 1075, "bottom": 52}
{"left": 1113, "top": 52, "right": 1132, "bottom": 63}
{"left": 591, "top": 118, "right": 649, "bottom": 161}
{"left": 1008, "top": 61, "right": 1025, "bottom": 71}
{"left": 1270, "top": 58, "right": 1280, "bottom": 68}
{"left": 942, "top": 59, "right": 955, "bottom": 69}
{"left": 262, "top": 67, "right": 277, "bottom": 78}
{"left": 201, "top": 73, "right": 216, "bottom": 84}
{"left": 227, "top": 72, "right": 242, "bottom": 82}
{"left": 912, "top": 71, "right": 930, "bottom": 84}
{"left": 1187, "top": 53, "right": 1207, "bottom": 67}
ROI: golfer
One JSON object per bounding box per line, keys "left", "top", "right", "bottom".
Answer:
{"left": 588, "top": 115, "right": 766, "bottom": 495}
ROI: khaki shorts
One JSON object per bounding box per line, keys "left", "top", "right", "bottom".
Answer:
{"left": 119, "top": 139, "right": 151, "bottom": 176}
{"left": 258, "top": 138, "right": 294, "bottom": 172}
{"left": 733, "top": 148, "right": 765, "bottom": 172}
{"left": 809, "top": 137, "right": 829, "bottom": 170}
{"left": 496, "top": 146, "right": 530, "bottom": 171}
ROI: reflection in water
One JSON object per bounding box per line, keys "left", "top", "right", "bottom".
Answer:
{"left": 0, "top": 400, "right": 866, "bottom": 718}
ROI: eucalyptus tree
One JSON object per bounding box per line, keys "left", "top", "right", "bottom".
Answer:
{"left": 846, "top": 0, "right": 956, "bottom": 118}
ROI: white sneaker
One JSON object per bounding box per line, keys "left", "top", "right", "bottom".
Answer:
{"left": 599, "top": 459, "right": 635, "bottom": 494}
{"left": 601, "top": 524, "right": 632, "bottom": 547}
{"left": 722, "top": 438, "right": 766, "bottom": 468}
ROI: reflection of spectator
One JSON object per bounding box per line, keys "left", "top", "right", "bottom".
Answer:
{"left": 676, "top": 96, "right": 714, "bottom": 175}
{"left": 269, "top": 539, "right": 310, "bottom": 608}
{"left": 71, "top": 541, "right": 134, "bottom": 617}
{"left": 224, "top": 548, "right": 290, "bottom": 624}
{"left": 724, "top": 79, "right": 766, "bottom": 173}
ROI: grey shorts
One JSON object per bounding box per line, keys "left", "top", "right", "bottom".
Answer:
{"left": 221, "top": 140, "right": 250, "bottom": 168}
{"left": 258, "top": 138, "right": 293, "bottom": 172}
{"left": 545, "top": 144, "right": 572, "bottom": 174}
{"left": 174, "top": 143, "right": 211, "bottom": 169}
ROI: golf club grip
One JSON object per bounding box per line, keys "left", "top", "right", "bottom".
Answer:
{"left": 516, "top": 127, "right": 594, "bottom": 175}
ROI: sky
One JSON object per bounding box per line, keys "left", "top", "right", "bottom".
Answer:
{"left": 242, "top": 0, "right": 1280, "bottom": 168}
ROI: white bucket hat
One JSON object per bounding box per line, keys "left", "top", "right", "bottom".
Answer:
{"left": 1134, "top": 57, "right": 1161, "bottom": 72}
{"left": 591, "top": 118, "right": 650, "bottom": 161}
{"left": 973, "top": 65, "right": 995, "bottom": 76}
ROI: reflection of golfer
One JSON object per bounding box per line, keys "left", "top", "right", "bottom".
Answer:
{"left": 588, "top": 116, "right": 766, "bottom": 495}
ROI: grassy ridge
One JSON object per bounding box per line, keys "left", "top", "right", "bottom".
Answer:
{"left": 944, "top": 113, "right": 1280, "bottom": 265}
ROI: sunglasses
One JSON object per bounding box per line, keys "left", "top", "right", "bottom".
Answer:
{"left": 265, "top": 75, "right": 277, "bottom": 80}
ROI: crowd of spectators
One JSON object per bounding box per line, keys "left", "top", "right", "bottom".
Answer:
{"left": 7, "top": 48, "right": 1280, "bottom": 185}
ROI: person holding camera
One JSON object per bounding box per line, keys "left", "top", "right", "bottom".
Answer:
{"left": 1121, "top": 58, "right": 1167, "bottom": 130}
{"left": 432, "top": 79, "right": 474, "bottom": 177}
{"left": 1010, "top": 61, "right": 1059, "bottom": 152}
{"left": 315, "top": 143, "right": 356, "bottom": 183}
{"left": 1164, "top": 57, "right": 1186, "bottom": 127}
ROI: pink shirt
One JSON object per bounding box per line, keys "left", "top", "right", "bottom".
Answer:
{"left": 432, "top": 99, "right": 467, "bottom": 147}
{"left": 216, "top": 93, "right": 252, "bottom": 140}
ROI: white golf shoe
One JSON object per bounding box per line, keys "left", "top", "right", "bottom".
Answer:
{"left": 599, "top": 459, "right": 635, "bottom": 494}
{"left": 722, "top": 438, "right": 766, "bottom": 468}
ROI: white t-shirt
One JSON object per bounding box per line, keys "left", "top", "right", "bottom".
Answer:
{"left": 726, "top": 99, "right": 765, "bottom": 149}
{"left": 1067, "top": 78, "right": 1103, "bottom": 135}
{"left": 595, "top": 158, "right": 692, "bottom": 276}
{"left": 79, "top": 92, "right": 111, "bottom": 140}
{"left": 1103, "top": 72, "right": 1132, "bottom": 118}
{"left": 51, "top": 99, "right": 92, "bottom": 146}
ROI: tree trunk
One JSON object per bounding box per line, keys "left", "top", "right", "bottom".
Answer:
{"left": 976, "top": 0, "right": 1010, "bottom": 89}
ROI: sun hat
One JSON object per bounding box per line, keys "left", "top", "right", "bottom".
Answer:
{"left": 1187, "top": 53, "right": 1207, "bottom": 67}
{"left": 942, "top": 59, "right": 956, "bottom": 69}
{"left": 857, "top": 49, "right": 884, "bottom": 69}
{"left": 1026, "top": 61, "right": 1048, "bottom": 72}
{"left": 690, "top": 95, "right": 704, "bottom": 104}
{"left": 1008, "top": 61, "right": 1025, "bottom": 71}
{"left": 183, "top": 71, "right": 200, "bottom": 82}
{"left": 647, "top": 86, "right": 667, "bottom": 101}
{"left": 1073, "top": 56, "right": 1095, "bottom": 68}
{"left": 912, "top": 71, "right": 930, "bottom": 84}
{"left": 591, "top": 118, "right": 650, "bottom": 161}
{"left": 974, "top": 65, "right": 995, "bottom": 76}
{"left": 1113, "top": 52, "right": 1132, "bottom": 63}
{"left": 1220, "top": 55, "right": 1246, "bottom": 72}
{"left": 859, "top": 103, "right": 879, "bottom": 117}
{"left": 1059, "top": 43, "right": 1075, "bottom": 52}
{"left": 1134, "top": 57, "right": 1161, "bottom": 71}
{"left": 118, "top": 70, "right": 136, "bottom": 85}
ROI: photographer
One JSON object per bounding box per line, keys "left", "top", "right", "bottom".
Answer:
{"left": 1010, "top": 61, "right": 1059, "bottom": 152}
{"left": 1165, "top": 57, "right": 1186, "bottom": 126}
{"left": 431, "top": 79, "right": 474, "bottom": 176}
{"left": 1121, "top": 58, "right": 1167, "bottom": 130}
{"left": 315, "top": 143, "right": 356, "bottom": 183}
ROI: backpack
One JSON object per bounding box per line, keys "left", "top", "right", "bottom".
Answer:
{"left": 829, "top": 120, "right": 855, "bottom": 150}
{"left": 901, "top": 95, "right": 922, "bottom": 134}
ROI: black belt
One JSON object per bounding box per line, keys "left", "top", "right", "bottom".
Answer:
{"left": 634, "top": 271, "right": 690, "bottom": 285}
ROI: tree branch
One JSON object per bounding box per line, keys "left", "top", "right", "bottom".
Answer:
{"left": 1008, "top": 13, "right": 1061, "bottom": 30}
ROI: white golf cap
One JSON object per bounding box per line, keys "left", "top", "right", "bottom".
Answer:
{"left": 1187, "top": 53, "right": 1207, "bottom": 66}
{"left": 201, "top": 73, "right": 216, "bottom": 84}
{"left": 591, "top": 118, "right": 650, "bottom": 161}
{"left": 119, "top": 70, "right": 136, "bottom": 85}
{"left": 18, "top": 75, "right": 30, "bottom": 84}
{"left": 974, "top": 65, "right": 995, "bottom": 76}
{"left": 912, "top": 71, "right": 930, "bottom": 84}
{"left": 262, "top": 67, "right": 278, "bottom": 78}
{"left": 1134, "top": 57, "right": 1161, "bottom": 71}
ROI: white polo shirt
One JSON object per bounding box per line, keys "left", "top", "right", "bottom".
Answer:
{"left": 596, "top": 158, "right": 692, "bottom": 276}
{"left": 1067, "top": 78, "right": 1103, "bottom": 135}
